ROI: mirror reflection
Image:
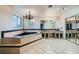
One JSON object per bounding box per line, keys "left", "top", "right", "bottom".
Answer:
{"left": 75, "top": 15, "right": 79, "bottom": 45}
{"left": 66, "top": 16, "right": 76, "bottom": 43}
{"left": 65, "top": 15, "right": 79, "bottom": 45}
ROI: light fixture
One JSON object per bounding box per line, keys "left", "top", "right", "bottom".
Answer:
{"left": 48, "top": 5, "right": 53, "bottom": 8}
{"left": 26, "top": 11, "right": 33, "bottom": 21}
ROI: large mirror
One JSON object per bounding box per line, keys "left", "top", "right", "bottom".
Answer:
{"left": 65, "top": 16, "right": 76, "bottom": 43}
{"left": 75, "top": 15, "right": 79, "bottom": 45}
{"left": 65, "top": 15, "right": 79, "bottom": 45}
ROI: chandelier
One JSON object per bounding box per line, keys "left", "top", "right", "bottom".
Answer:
{"left": 26, "top": 11, "right": 33, "bottom": 21}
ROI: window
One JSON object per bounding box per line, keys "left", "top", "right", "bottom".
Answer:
{"left": 17, "top": 16, "right": 22, "bottom": 28}
{"left": 12, "top": 15, "right": 22, "bottom": 28}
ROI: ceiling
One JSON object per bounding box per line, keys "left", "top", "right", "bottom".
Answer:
{"left": 10, "top": 5, "right": 79, "bottom": 16}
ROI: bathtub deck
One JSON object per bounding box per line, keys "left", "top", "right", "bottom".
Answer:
{"left": 0, "top": 33, "right": 42, "bottom": 54}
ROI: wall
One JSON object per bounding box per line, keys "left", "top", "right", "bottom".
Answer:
{"left": 23, "top": 7, "right": 61, "bottom": 29}
{"left": 0, "top": 6, "right": 22, "bottom": 39}
{"left": 24, "top": 19, "right": 40, "bottom": 29}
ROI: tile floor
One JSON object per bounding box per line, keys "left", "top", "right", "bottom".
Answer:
{"left": 67, "top": 38, "right": 79, "bottom": 44}
{"left": 22, "top": 38, "right": 79, "bottom": 54}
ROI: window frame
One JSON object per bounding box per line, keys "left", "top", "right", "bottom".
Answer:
{"left": 12, "top": 15, "right": 22, "bottom": 28}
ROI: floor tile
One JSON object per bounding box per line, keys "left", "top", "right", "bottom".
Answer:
{"left": 22, "top": 38, "right": 79, "bottom": 54}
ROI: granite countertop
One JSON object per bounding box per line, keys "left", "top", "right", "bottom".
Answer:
{"left": 1, "top": 32, "right": 41, "bottom": 39}
{"left": 41, "top": 30, "right": 63, "bottom": 33}
{"left": 14, "top": 33, "right": 40, "bottom": 38}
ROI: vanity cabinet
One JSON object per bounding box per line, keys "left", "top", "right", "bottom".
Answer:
{"left": 41, "top": 30, "right": 63, "bottom": 38}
